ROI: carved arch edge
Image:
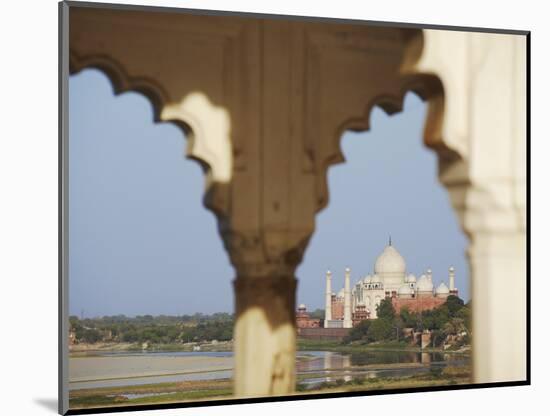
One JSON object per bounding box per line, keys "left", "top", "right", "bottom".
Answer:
{"left": 315, "top": 72, "right": 464, "bottom": 214}
{"left": 68, "top": 51, "right": 230, "bottom": 218}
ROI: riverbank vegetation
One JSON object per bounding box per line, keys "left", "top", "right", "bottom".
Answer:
{"left": 342, "top": 295, "right": 470, "bottom": 349}
{"left": 69, "top": 313, "right": 234, "bottom": 347}
{"left": 69, "top": 379, "right": 233, "bottom": 409}
{"left": 70, "top": 296, "right": 470, "bottom": 352}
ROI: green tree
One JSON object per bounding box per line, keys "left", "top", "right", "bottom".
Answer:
{"left": 392, "top": 314, "right": 405, "bottom": 341}
{"left": 399, "top": 307, "right": 417, "bottom": 328}
{"left": 367, "top": 318, "right": 393, "bottom": 342}
{"left": 81, "top": 328, "right": 102, "bottom": 343}
{"left": 431, "top": 329, "right": 446, "bottom": 347}
{"left": 344, "top": 319, "right": 371, "bottom": 343}
{"left": 456, "top": 306, "right": 471, "bottom": 332}
{"left": 309, "top": 309, "right": 325, "bottom": 319}
{"left": 69, "top": 316, "right": 83, "bottom": 334}
{"left": 443, "top": 317, "right": 467, "bottom": 337}
{"left": 445, "top": 295, "right": 465, "bottom": 316}
{"left": 376, "top": 299, "right": 395, "bottom": 321}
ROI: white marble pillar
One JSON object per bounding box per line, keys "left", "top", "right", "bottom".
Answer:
{"left": 325, "top": 270, "right": 332, "bottom": 327}
{"left": 343, "top": 267, "right": 352, "bottom": 328}
{"left": 412, "top": 30, "right": 527, "bottom": 383}
{"left": 449, "top": 266, "right": 455, "bottom": 291}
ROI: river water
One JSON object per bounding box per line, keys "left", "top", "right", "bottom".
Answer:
{"left": 69, "top": 349, "right": 469, "bottom": 391}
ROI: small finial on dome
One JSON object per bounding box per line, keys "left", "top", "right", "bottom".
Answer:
{"left": 389, "top": 235, "right": 392, "bottom": 246}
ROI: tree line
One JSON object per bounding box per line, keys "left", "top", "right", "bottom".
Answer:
{"left": 343, "top": 295, "right": 471, "bottom": 347}
{"left": 69, "top": 313, "right": 234, "bottom": 344}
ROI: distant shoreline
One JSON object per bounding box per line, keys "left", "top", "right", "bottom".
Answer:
{"left": 70, "top": 339, "right": 470, "bottom": 356}
{"left": 70, "top": 340, "right": 234, "bottom": 355}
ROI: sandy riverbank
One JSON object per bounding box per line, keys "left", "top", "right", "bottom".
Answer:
{"left": 70, "top": 354, "right": 233, "bottom": 383}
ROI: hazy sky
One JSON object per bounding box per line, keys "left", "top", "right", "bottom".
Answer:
{"left": 69, "top": 69, "right": 468, "bottom": 318}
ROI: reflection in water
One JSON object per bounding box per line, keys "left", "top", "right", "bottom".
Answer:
{"left": 421, "top": 352, "right": 431, "bottom": 364}
{"left": 296, "top": 350, "right": 469, "bottom": 388}
{"left": 297, "top": 350, "right": 463, "bottom": 372}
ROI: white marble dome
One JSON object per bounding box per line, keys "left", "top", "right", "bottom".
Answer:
{"left": 417, "top": 274, "right": 434, "bottom": 292}
{"left": 436, "top": 282, "right": 450, "bottom": 294}
{"left": 371, "top": 274, "right": 381, "bottom": 283}
{"left": 298, "top": 303, "right": 306, "bottom": 309}
{"left": 406, "top": 273, "right": 417, "bottom": 283}
{"left": 363, "top": 274, "right": 372, "bottom": 284}
{"left": 398, "top": 284, "right": 413, "bottom": 295}
{"left": 374, "top": 245, "right": 406, "bottom": 274}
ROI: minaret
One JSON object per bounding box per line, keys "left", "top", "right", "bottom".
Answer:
{"left": 449, "top": 266, "right": 456, "bottom": 292}
{"left": 426, "top": 268, "right": 433, "bottom": 295}
{"left": 343, "top": 267, "right": 352, "bottom": 328}
{"left": 324, "top": 270, "right": 332, "bottom": 328}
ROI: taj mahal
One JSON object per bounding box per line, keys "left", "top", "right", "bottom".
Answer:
{"left": 296, "top": 239, "right": 458, "bottom": 330}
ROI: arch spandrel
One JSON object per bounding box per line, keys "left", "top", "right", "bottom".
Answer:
{"left": 404, "top": 30, "right": 527, "bottom": 235}
{"left": 68, "top": 7, "right": 260, "bottom": 220}
{"left": 306, "top": 26, "right": 451, "bottom": 214}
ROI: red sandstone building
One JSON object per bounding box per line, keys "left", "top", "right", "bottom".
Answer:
{"left": 296, "top": 304, "right": 321, "bottom": 329}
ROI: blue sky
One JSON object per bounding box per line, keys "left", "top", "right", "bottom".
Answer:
{"left": 69, "top": 69, "right": 468, "bottom": 317}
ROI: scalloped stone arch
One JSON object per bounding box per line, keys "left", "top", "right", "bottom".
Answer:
{"left": 315, "top": 71, "right": 456, "bottom": 216}
{"left": 68, "top": 53, "right": 233, "bottom": 218}
{"left": 70, "top": 51, "right": 171, "bottom": 123}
